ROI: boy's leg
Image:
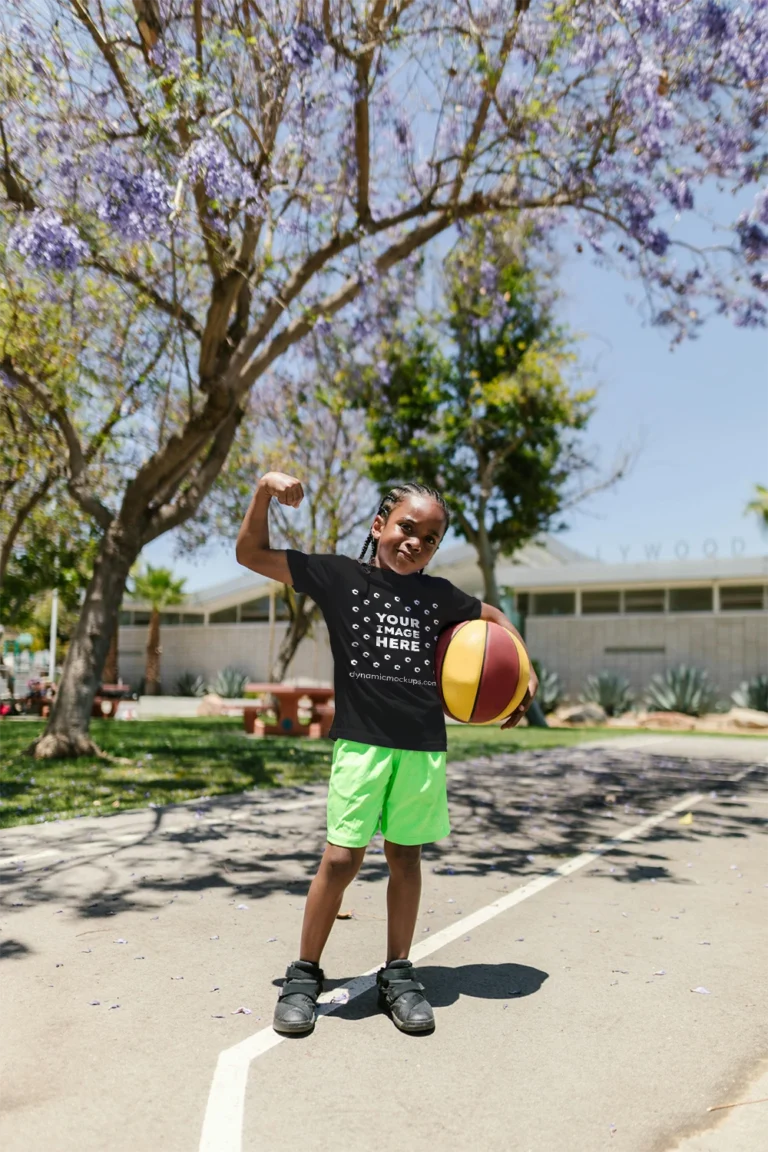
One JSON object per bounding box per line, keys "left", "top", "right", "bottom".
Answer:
{"left": 274, "top": 842, "right": 365, "bottom": 1035}
{"left": 383, "top": 841, "right": 422, "bottom": 962}
{"left": 299, "top": 842, "right": 366, "bottom": 964}
{"left": 376, "top": 842, "right": 434, "bottom": 1032}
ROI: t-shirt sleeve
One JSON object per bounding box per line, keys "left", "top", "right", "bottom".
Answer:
{"left": 440, "top": 579, "right": 483, "bottom": 626}
{"left": 285, "top": 550, "right": 338, "bottom": 606}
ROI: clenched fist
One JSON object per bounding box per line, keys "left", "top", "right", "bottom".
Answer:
{"left": 258, "top": 471, "right": 304, "bottom": 508}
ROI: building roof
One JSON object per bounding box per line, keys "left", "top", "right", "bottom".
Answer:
{"left": 123, "top": 538, "right": 768, "bottom": 612}
{"left": 495, "top": 553, "right": 768, "bottom": 592}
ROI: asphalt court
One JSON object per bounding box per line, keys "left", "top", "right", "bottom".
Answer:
{"left": 1, "top": 734, "right": 767, "bottom": 1152}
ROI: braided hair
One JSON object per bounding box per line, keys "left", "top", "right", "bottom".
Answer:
{"left": 358, "top": 482, "right": 450, "bottom": 567}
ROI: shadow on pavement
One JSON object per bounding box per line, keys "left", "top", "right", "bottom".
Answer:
{"left": 1, "top": 746, "right": 767, "bottom": 937}
{"left": 326, "top": 961, "right": 550, "bottom": 1025}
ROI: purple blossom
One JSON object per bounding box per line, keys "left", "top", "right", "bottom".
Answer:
{"left": 98, "top": 164, "right": 172, "bottom": 240}
{"left": 736, "top": 218, "right": 768, "bottom": 263}
{"left": 10, "top": 210, "right": 87, "bottom": 272}
{"left": 284, "top": 23, "right": 323, "bottom": 72}
{"left": 662, "top": 178, "right": 694, "bottom": 212}
{"left": 701, "top": 2, "right": 730, "bottom": 44}
{"left": 182, "top": 135, "right": 260, "bottom": 207}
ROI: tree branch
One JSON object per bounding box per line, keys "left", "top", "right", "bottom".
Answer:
{"left": 69, "top": 0, "right": 147, "bottom": 132}
{"left": 141, "top": 404, "right": 244, "bottom": 543}
{"left": 0, "top": 357, "right": 114, "bottom": 530}
{"left": 0, "top": 470, "right": 57, "bottom": 588}
{"left": 90, "top": 255, "right": 203, "bottom": 338}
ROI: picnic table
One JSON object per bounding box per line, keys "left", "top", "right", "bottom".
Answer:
{"left": 243, "top": 683, "right": 335, "bottom": 739}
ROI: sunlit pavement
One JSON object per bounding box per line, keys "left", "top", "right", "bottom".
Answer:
{"left": 1, "top": 735, "right": 767, "bottom": 1152}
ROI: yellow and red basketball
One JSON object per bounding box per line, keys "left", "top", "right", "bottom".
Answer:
{"left": 435, "top": 619, "right": 531, "bottom": 725}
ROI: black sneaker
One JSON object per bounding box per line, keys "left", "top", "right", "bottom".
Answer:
{"left": 376, "top": 959, "right": 435, "bottom": 1033}
{"left": 273, "top": 960, "right": 324, "bottom": 1035}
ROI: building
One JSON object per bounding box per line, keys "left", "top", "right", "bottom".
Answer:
{"left": 118, "top": 539, "right": 768, "bottom": 699}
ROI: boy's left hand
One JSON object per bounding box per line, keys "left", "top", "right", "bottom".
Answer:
{"left": 501, "top": 666, "right": 539, "bottom": 729}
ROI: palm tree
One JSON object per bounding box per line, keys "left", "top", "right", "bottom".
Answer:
{"left": 130, "top": 563, "right": 186, "bottom": 695}
{"left": 746, "top": 484, "right": 768, "bottom": 531}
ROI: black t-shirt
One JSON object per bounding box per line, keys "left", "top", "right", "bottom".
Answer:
{"left": 286, "top": 551, "right": 482, "bottom": 752}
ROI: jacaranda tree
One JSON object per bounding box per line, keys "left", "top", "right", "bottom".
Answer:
{"left": 0, "top": 0, "right": 766, "bottom": 756}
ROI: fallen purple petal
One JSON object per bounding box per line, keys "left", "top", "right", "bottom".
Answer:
{"left": 89, "top": 1000, "right": 100, "bottom": 1006}
{"left": 232, "top": 1006, "right": 252, "bottom": 1014}
{"left": 654, "top": 970, "right": 666, "bottom": 976}
{"left": 210, "top": 935, "right": 219, "bottom": 940}
{"left": 691, "top": 986, "right": 711, "bottom": 994}
{"left": 114, "top": 938, "right": 127, "bottom": 944}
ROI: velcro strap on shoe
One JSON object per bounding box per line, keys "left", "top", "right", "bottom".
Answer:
{"left": 279, "top": 978, "right": 321, "bottom": 1000}
{"left": 379, "top": 978, "right": 425, "bottom": 1001}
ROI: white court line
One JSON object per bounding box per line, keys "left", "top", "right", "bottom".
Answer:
{"left": 198, "top": 761, "right": 764, "bottom": 1152}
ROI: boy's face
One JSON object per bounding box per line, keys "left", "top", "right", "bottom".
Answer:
{"left": 371, "top": 495, "right": 447, "bottom": 575}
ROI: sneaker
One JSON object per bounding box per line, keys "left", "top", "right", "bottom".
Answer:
{"left": 376, "top": 959, "right": 435, "bottom": 1033}
{"left": 273, "top": 959, "right": 324, "bottom": 1035}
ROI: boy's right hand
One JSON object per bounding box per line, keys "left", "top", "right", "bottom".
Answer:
{"left": 258, "top": 471, "right": 304, "bottom": 508}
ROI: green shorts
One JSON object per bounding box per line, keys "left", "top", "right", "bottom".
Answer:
{"left": 326, "top": 739, "right": 451, "bottom": 848}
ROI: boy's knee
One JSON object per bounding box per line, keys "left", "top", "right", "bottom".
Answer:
{"left": 384, "top": 841, "right": 422, "bottom": 873}
{"left": 323, "top": 843, "right": 363, "bottom": 882}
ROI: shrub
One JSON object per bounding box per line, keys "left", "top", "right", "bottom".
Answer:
{"left": 209, "top": 666, "right": 249, "bottom": 698}
{"left": 531, "top": 660, "right": 562, "bottom": 714}
{"left": 581, "top": 671, "right": 634, "bottom": 716}
{"left": 176, "top": 672, "right": 207, "bottom": 697}
{"left": 731, "top": 674, "right": 768, "bottom": 712}
{"left": 645, "top": 665, "right": 716, "bottom": 716}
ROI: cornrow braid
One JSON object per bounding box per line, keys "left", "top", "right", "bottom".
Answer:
{"left": 358, "top": 482, "right": 450, "bottom": 566}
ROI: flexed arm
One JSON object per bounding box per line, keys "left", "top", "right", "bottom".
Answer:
{"left": 235, "top": 472, "right": 304, "bottom": 584}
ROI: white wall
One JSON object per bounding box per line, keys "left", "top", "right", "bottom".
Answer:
{"left": 118, "top": 622, "right": 333, "bottom": 691}
{"left": 119, "top": 610, "right": 766, "bottom": 699}
{"left": 527, "top": 612, "right": 768, "bottom": 698}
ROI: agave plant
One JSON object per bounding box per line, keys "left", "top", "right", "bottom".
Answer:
{"left": 645, "top": 665, "right": 716, "bottom": 717}
{"left": 176, "top": 671, "right": 207, "bottom": 698}
{"left": 581, "top": 671, "right": 634, "bottom": 717}
{"left": 531, "top": 661, "right": 562, "bottom": 714}
{"left": 209, "top": 666, "right": 249, "bottom": 698}
{"left": 731, "top": 674, "right": 768, "bottom": 713}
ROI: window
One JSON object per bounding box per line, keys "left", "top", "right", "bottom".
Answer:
{"left": 119, "top": 610, "right": 133, "bottom": 625}
{"left": 720, "top": 585, "right": 766, "bottom": 611}
{"left": 181, "top": 613, "right": 204, "bottom": 625}
{"left": 531, "top": 592, "right": 575, "bottom": 616}
{"left": 582, "top": 590, "right": 621, "bottom": 615}
{"left": 160, "top": 612, "right": 180, "bottom": 625}
{"left": 668, "top": 587, "right": 713, "bottom": 613}
{"left": 240, "top": 597, "right": 269, "bottom": 622}
{"left": 516, "top": 593, "right": 530, "bottom": 614}
{"left": 132, "top": 611, "right": 151, "bottom": 626}
{"left": 624, "top": 589, "right": 665, "bottom": 614}
{"left": 209, "top": 606, "right": 238, "bottom": 624}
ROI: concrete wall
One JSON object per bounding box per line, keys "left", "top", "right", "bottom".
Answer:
{"left": 527, "top": 612, "right": 768, "bottom": 698}
{"left": 119, "top": 610, "right": 766, "bottom": 699}
{"left": 118, "top": 622, "right": 334, "bottom": 691}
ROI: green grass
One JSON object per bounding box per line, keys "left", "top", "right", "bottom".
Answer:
{"left": 1, "top": 716, "right": 757, "bottom": 830}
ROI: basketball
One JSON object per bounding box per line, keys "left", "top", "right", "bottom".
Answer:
{"left": 435, "top": 619, "right": 531, "bottom": 725}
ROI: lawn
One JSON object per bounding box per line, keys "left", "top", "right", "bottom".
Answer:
{"left": 0, "top": 718, "right": 613, "bottom": 830}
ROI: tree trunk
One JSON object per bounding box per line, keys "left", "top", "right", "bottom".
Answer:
{"left": 103, "top": 624, "right": 119, "bottom": 684}
{"left": 271, "top": 592, "right": 318, "bottom": 681}
{"left": 145, "top": 608, "right": 161, "bottom": 695}
{"left": 27, "top": 521, "right": 140, "bottom": 758}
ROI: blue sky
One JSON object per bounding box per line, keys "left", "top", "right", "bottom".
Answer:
{"left": 146, "top": 209, "right": 768, "bottom": 591}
